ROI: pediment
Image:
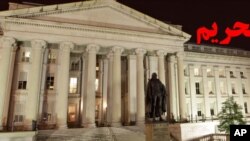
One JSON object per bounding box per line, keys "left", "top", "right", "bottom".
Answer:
{"left": 0, "top": 0, "right": 190, "bottom": 39}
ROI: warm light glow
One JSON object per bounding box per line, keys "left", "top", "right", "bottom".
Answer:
{"left": 103, "top": 101, "right": 107, "bottom": 109}
{"left": 95, "top": 79, "right": 99, "bottom": 91}
{"left": 69, "top": 77, "right": 77, "bottom": 93}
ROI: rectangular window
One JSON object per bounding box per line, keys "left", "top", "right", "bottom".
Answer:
{"left": 21, "top": 51, "right": 30, "bottom": 62}
{"left": 219, "top": 69, "right": 225, "bottom": 77}
{"left": 68, "top": 104, "right": 76, "bottom": 122}
{"left": 185, "top": 81, "right": 188, "bottom": 95}
{"left": 240, "top": 72, "right": 245, "bottom": 79}
{"left": 210, "top": 109, "right": 214, "bottom": 116}
{"left": 197, "top": 103, "right": 202, "bottom": 116}
{"left": 195, "top": 82, "right": 200, "bottom": 94}
{"left": 46, "top": 74, "right": 54, "bottom": 90}
{"left": 242, "top": 84, "right": 247, "bottom": 94}
{"left": 69, "top": 77, "right": 77, "bottom": 93}
{"left": 14, "top": 101, "right": 24, "bottom": 123}
{"left": 18, "top": 72, "right": 27, "bottom": 89}
{"left": 48, "top": 51, "right": 56, "bottom": 64}
{"left": 230, "top": 71, "right": 234, "bottom": 78}
{"left": 184, "top": 67, "right": 188, "bottom": 76}
{"left": 220, "top": 81, "right": 225, "bottom": 94}
{"left": 210, "top": 103, "right": 216, "bottom": 116}
{"left": 244, "top": 102, "right": 248, "bottom": 114}
{"left": 232, "top": 83, "right": 236, "bottom": 94}
{"left": 71, "top": 61, "right": 80, "bottom": 71}
{"left": 194, "top": 68, "right": 200, "bottom": 76}
{"left": 207, "top": 68, "right": 213, "bottom": 77}
{"left": 208, "top": 81, "right": 214, "bottom": 94}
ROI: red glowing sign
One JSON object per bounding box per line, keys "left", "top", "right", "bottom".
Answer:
{"left": 196, "top": 21, "right": 250, "bottom": 45}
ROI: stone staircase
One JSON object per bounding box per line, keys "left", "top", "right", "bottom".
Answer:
{"left": 36, "top": 126, "right": 146, "bottom": 141}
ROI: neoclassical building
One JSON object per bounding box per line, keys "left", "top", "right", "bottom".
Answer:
{"left": 0, "top": 0, "right": 249, "bottom": 132}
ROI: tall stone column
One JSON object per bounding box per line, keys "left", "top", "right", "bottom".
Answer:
{"left": 201, "top": 65, "right": 210, "bottom": 118}
{"left": 176, "top": 52, "right": 186, "bottom": 120}
{"left": 26, "top": 40, "right": 47, "bottom": 130}
{"left": 168, "top": 55, "right": 178, "bottom": 120}
{"left": 0, "top": 37, "right": 17, "bottom": 130}
{"left": 127, "top": 55, "right": 137, "bottom": 124}
{"left": 156, "top": 50, "right": 167, "bottom": 85}
{"left": 56, "top": 42, "right": 74, "bottom": 128}
{"left": 135, "top": 48, "right": 146, "bottom": 125}
{"left": 101, "top": 59, "right": 109, "bottom": 124}
{"left": 189, "top": 64, "right": 197, "bottom": 120}
{"left": 111, "top": 46, "right": 123, "bottom": 126}
{"left": 214, "top": 67, "right": 222, "bottom": 115}
{"left": 82, "top": 44, "right": 100, "bottom": 128}
{"left": 107, "top": 53, "right": 113, "bottom": 125}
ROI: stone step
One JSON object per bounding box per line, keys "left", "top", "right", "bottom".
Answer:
{"left": 36, "top": 127, "right": 146, "bottom": 141}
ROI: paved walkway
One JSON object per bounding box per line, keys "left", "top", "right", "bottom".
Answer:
{"left": 36, "top": 126, "right": 145, "bottom": 141}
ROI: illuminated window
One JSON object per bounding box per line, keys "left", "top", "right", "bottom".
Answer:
{"left": 18, "top": 72, "right": 27, "bottom": 90}
{"left": 48, "top": 51, "right": 56, "bottom": 64}
{"left": 69, "top": 77, "right": 77, "bottom": 93}
{"left": 95, "top": 79, "right": 99, "bottom": 91}
{"left": 46, "top": 74, "right": 54, "bottom": 90}
{"left": 194, "top": 68, "right": 200, "bottom": 76}
{"left": 68, "top": 104, "right": 76, "bottom": 122}
{"left": 14, "top": 101, "right": 24, "bottom": 123}
{"left": 22, "top": 51, "right": 30, "bottom": 62}
{"left": 207, "top": 68, "right": 213, "bottom": 77}
{"left": 219, "top": 69, "right": 225, "bottom": 77}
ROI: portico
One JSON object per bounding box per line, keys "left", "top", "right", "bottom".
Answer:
{"left": 0, "top": 0, "right": 190, "bottom": 130}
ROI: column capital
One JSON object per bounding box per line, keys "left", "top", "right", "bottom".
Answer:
{"left": 176, "top": 52, "right": 185, "bottom": 59}
{"left": 86, "top": 44, "right": 100, "bottom": 53}
{"left": 156, "top": 49, "right": 167, "bottom": 57}
{"left": 168, "top": 55, "right": 175, "bottom": 62}
{"left": 0, "top": 36, "right": 16, "bottom": 49}
{"left": 127, "top": 55, "right": 136, "bottom": 60}
{"left": 106, "top": 52, "right": 113, "bottom": 59}
{"left": 214, "top": 66, "right": 219, "bottom": 71}
{"left": 135, "top": 48, "right": 146, "bottom": 56}
{"left": 59, "top": 41, "right": 74, "bottom": 51}
{"left": 112, "top": 46, "right": 124, "bottom": 55}
{"left": 188, "top": 64, "right": 194, "bottom": 68}
{"left": 31, "top": 39, "right": 47, "bottom": 49}
{"left": 201, "top": 65, "right": 207, "bottom": 69}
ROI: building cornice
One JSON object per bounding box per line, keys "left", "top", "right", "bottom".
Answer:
{"left": 0, "top": 0, "right": 190, "bottom": 40}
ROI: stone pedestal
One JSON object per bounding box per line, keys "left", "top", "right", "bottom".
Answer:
{"left": 145, "top": 122, "right": 170, "bottom": 141}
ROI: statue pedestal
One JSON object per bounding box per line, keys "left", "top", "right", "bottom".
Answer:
{"left": 145, "top": 122, "right": 170, "bottom": 141}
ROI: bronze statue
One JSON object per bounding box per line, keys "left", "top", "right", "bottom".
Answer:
{"left": 146, "top": 73, "right": 167, "bottom": 121}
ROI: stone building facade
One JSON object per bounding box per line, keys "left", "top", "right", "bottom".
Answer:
{"left": 0, "top": 0, "right": 249, "bottom": 131}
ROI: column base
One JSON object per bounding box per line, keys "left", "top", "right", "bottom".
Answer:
{"left": 111, "top": 122, "right": 122, "bottom": 127}
{"left": 136, "top": 120, "right": 145, "bottom": 129}
{"left": 81, "top": 123, "right": 96, "bottom": 128}
{"left": 0, "top": 126, "right": 3, "bottom": 131}
{"left": 57, "top": 124, "right": 68, "bottom": 129}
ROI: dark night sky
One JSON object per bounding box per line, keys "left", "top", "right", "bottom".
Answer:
{"left": 1, "top": 0, "right": 250, "bottom": 50}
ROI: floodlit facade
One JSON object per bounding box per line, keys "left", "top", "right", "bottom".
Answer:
{"left": 0, "top": 0, "right": 249, "bottom": 133}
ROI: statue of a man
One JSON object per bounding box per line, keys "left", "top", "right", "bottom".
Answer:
{"left": 146, "top": 73, "right": 167, "bottom": 121}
